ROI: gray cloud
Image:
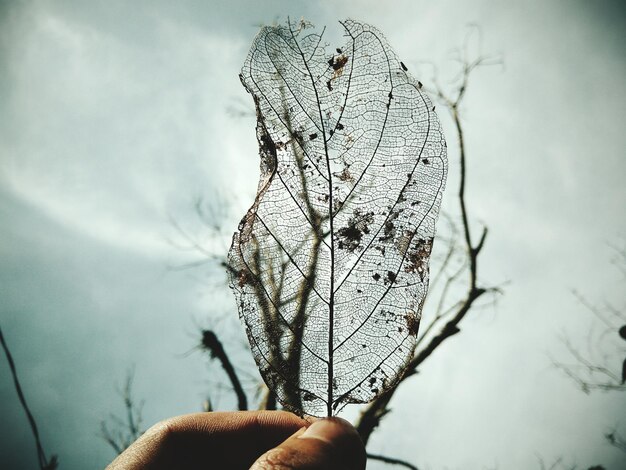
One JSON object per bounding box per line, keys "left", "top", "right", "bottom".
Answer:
{"left": 1, "top": 1, "right": 624, "bottom": 469}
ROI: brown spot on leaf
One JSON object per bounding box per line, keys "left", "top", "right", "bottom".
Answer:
{"left": 380, "top": 210, "right": 400, "bottom": 242}
{"left": 330, "top": 54, "right": 348, "bottom": 71}
{"left": 337, "top": 209, "right": 374, "bottom": 251}
{"left": 404, "top": 237, "right": 433, "bottom": 281}
{"left": 404, "top": 311, "right": 420, "bottom": 336}
{"left": 328, "top": 54, "right": 349, "bottom": 81}
{"left": 338, "top": 166, "right": 353, "bottom": 182}
{"left": 338, "top": 225, "right": 361, "bottom": 251}
{"left": 238, "top": 269, "right": 250, "bottom": 288}
{"left": 259, "top": 131, "right": 276, "bottom": 158}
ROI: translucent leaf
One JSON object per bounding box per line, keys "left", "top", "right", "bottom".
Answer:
{"left": 228, "top": 19, "right": 447, "bottom": 417}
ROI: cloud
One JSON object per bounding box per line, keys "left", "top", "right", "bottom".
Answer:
{"left": 1, "top": 1, "right": 625, "bottom": 469}
{"left": 0, "top": 1, "right": 249, "bottom": 256}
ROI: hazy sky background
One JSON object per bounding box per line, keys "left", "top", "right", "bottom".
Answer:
{"left": 1, "top": 0, "right": 625, "bottom": 468}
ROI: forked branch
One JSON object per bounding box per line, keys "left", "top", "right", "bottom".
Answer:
{"left": 99, "top": 369, "right": 145, "bottom": 455}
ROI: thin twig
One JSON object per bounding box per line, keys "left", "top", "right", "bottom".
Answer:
{"left": 0, "top": 327, "right": 57, "bottom": 470}
{"left": 427, "top": 212, "right": 459, "bottom": 292}
{"left": 552, "top": 338, "right": 625, "bottom": 393}
{"left": 415, "top": 261, "right": 466, "bottom": 350}
{"left": 99, "top": 369, "right": 145, "bottom": 455}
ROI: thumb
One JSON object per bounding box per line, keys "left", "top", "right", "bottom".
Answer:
{"left": 249, "top": 417, "right": 366, "bottom": 470}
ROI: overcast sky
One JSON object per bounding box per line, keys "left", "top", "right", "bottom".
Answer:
{"left": 1, "top": 1, "right": 625, "bottom": 469}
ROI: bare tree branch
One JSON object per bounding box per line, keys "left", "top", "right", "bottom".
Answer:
{"left": 201, "top": 330, "right": 248, "bottom": 410}
{"left": 356, "top": 46, "right": 502, "bottom": 445}
{"left": 552, "top": 238, "right": 625, "bottom": 463}
{"left": 99, "top": 369, "right": 145, "bottom": 455}
{"left": 0, "top": 327, "right": 58, "bottom": 470}
{"left": 554, "top": 243, "right": 626, "bottom": 393}
{"left": 552, "top": 337, "right": 625, "bottom": 393}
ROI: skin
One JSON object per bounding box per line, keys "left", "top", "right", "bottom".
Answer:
{"left": 107, "top": 410, "right": 366, "bottom": 470}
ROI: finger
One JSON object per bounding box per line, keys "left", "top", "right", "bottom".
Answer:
{"left": 107, "top": 410, "right": 307, "bottom": 470}
{"left": 250, "top": 417, "right": 366, "bottom": 470}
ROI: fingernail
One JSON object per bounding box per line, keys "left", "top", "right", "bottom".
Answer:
{"left": 298, "top": 418, "right": 355, "bottom": 445}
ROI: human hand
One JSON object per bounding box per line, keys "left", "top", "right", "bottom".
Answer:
{"left": 106, "top": 410, "right": 366, "bottom": 470}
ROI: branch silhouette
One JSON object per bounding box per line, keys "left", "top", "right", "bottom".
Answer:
{"left": 0, "top": 327, "right": 58, "bottom": 470}
{"left": 99, "top": 369, "right": 145, "bottom": 455}
{"left": 355, "top": 47, "right": 503, "bottom": 446}
{"left": 201, "top": 330, "right": 248, "bottom": 410}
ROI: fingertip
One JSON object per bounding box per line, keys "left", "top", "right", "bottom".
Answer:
{"left": 251, "top": 417, "right": 366, "bottom": 470}
{"left": 299, "top": 417, "right": 359, "bottom": 444}
{"left": 300, "top": 418, "right": 365, "bottom": 469}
